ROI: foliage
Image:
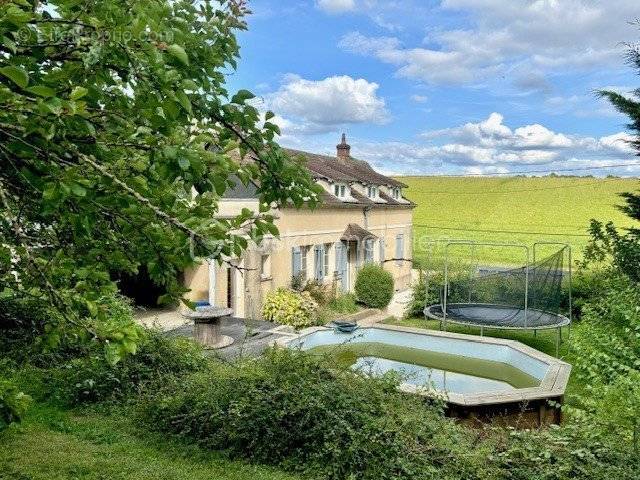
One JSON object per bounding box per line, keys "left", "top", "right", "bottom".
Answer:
{"left": 491, "top": 418, "right": 636, "bottom": 479}
{"left": 566, "top": 267, "right": 612, "bottom": 319}
{"left": 0, "top": 0, "right": 320, "bottom": 359}
{"left": 406, "top": 269, "right": 473, "bottom": 318}
{"left": 591, "top": 42, "right": 640, "bottom": 281}
{"left": 401, "top": 176, "right": 637, "bottom": 266}
{"left": 140, "top": 348, "right": 497, "bottom": 480}
{"left": 302, "top": 279, "right": 332, "bottom": 306}
{"left": 581, "top": 219, "right": 640, "bottom": 281}
{"left": 354, "top": 264, "right": 394, "bottom": 309}
{"left": 261, "top": 288, "right": 319, "bottom": 329}
{"left": 0, "top": 293, "right": 143, "bottom": 366}
{"left": 328, "top": 293, "right": 358, "bottom": 314}
{"left": 50, "top": 329, "right": 205, "bottom": 405}
{"left": 0, "top": 378, "right": 32, "bottom": 430}
{"left": 290, "top": 273, "right": 305, "bottom": 292}
{"left": 570, "top": 274, "right": 640, "bottom": 385}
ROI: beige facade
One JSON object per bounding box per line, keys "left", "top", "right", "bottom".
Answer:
{"left": 184, "top": 136, "right": 414, "bottom": 319}
{"left": 185, "top": 203, "right": 413, "bottom": 319}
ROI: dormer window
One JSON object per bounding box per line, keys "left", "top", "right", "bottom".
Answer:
{"left": 334, "top": 183, "right": 347, "bottom": 198}
{"left": 367, "top": 185, "right": 378, "bottom": 198}
{"left": 391, "top": 187, "right": 401, "bottom": 199}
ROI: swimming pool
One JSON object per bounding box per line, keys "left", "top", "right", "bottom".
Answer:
{"left": 279, "top": 324, "right": 570, "bottom": 424}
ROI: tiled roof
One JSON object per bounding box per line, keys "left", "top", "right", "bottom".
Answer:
{"left": 341, "top": 223, "right": 377, "bottom": 242}
{"left": 284, "top": 148, "right": 407, "bottom": 188}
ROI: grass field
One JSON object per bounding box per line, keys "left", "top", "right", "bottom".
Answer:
{"left": 0, "top": 403, "right": 300, "bottom": 480}
{"left": 397, "top": 176, "right": 639, "bottom": 265}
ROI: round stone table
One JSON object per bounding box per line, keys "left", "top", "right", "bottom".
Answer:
{"left": 182, "top": 306, "right": 234, "bottom": 349}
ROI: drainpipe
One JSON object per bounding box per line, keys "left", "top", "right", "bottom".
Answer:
{"left": 363, "top": 205, "right": 372, "bottom": 230}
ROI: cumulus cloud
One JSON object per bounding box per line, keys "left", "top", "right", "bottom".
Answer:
{"left": 264, "top": 74, "right": 389, "bottom": 134}
{"left": 294, "top": 113, "right": 637, "bottom": 175}
{"left": 339, "top": 1, "right": 638, "bottom": 86}
{"left": 316, "top": 0, "right": 356, "bottom": 14}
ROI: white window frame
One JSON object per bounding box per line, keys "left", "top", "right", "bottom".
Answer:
{"left": 367, "top": 185, "right": 378, "bottom": 198}
{"left": 334, "top": 183, "right": 347, "bottom": 198}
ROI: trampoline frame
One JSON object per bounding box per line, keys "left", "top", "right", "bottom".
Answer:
{"left": 423, "top": 241, "right": 572, "bottom": 356}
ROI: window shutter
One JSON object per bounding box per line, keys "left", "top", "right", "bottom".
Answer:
{"left": 292, "top": 247, "right": 301, "bottom": 277}
{"left": 395, "top": 234, "right": 403, "bottom": 264}
{"left": 379, "top": 238, "right": 385, "bottom": 265}
{"left": 314, "top": 245, "right": 323, "bottom": 281}
{"left": 335, "top": 242, "right": 342, "bottom": 272}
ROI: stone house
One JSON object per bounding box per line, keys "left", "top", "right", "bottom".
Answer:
{"left": 184, "top": 135, "right": 414, "bottom": 318}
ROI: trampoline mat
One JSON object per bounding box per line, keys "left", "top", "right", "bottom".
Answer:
{"left": 425, "top": 303, "right": 570, "bottom": 329}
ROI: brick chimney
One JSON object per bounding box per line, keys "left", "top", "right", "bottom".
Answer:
{"left": 336, "top": 133, "right": 350, "bottom": 162}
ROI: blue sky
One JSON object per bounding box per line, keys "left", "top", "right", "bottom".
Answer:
{"left": 230, "top": 0, "right": 640, "bottom": 176}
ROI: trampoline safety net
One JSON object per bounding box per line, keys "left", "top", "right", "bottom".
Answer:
{"left": 428, "top": 248, "right": 569, "bottom": 329}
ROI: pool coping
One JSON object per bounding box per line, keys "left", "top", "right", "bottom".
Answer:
{"left": 275, "top": 323, "right": 571, "bottom": 407}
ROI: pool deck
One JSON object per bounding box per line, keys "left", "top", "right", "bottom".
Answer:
{"left": 275, "top": 323, "right": 571, "bottom": 409}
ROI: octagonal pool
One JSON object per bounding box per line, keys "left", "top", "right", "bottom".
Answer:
{"left": 279, "top": 324, "right": 571, "bottom": 425}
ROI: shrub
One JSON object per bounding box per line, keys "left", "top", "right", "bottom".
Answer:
{"left": 302, "top": 279, "right": 332, "bottom": 306}
{"left": 328, "top": 293, "right": 358, "bottom": 314}
{"left": 354, "top": 264, "right": 394, "bottom": 309}
{"left": 492, "top": 417, "right": 637, "bottom": 479}
{"left": 571, "top": 273, "right": 640, "bottom": 385}
{"left": 140, "top": 348, "right": 497, "bottom": 480}
{"left": 0, "top": 379, "right": 32, "bottom": 430}
{"left": 261, "top": 288, "right": 319, "bottom": 329}
{"left": 290, "top": 273, "right": 305, "bottom": 292}
{"left": 51, "top": 329, "right": 206, "bottom": 405}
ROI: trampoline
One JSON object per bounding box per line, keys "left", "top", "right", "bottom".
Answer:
{"left": 425, "top": 304, "right": 570, "bottom": 330}
{"left": 424, "top": 241, "right": 572, "bottom": 355}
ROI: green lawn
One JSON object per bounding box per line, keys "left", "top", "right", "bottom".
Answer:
{"left": 0, "top": 404, "right": 301, "bottom": 480}
{"left": 396, "top": 176, "right": 638, "bottom": 265}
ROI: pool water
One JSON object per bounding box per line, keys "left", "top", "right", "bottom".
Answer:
{"left": 309, "top": 342, "right": 540, "bottom": 394}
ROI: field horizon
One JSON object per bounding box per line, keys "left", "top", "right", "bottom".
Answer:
{"left": 396, "top": 175, "right": 639, "bottom": 266}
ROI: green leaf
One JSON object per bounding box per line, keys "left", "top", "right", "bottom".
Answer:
{"left": 2, "top": 36, "right": 17, "bottom": 54}
{"left": 0, "top": 66, "right": 29, "bottom": 88}
{"left": 176, "top": 91, "right": 192, "bottom": 114}
{"left": 70, "top": 86, "right": 88, "bottom": 100}
{"left": 71, "top": 183, "right": 87, "bottom": 197}
{"left": 231, "top": 89, "right": 255, "bottom": 104}
{"left": 178, "top": 157, "right": 190, "bottom": 170}
{"left": 167, "top": 44, "right": 189, "bottom": 66}
{"left": 25, "top": 85, "right": 56, "bottom": 97}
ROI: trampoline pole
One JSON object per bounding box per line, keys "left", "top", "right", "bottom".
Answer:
{"left": 443, "top": 244, "right": 449, "bottom": 331}
{"left": 480, "top": 326, "right": 484, "bottom": 337}
{"left": 555, "top": 327, "right": 560, "bottom": 357}
{"left": 524, "top": 246, "right": 530, "bottom": 330}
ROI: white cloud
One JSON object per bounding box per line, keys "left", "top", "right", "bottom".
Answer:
{"left": 265, "top": 74, "right": 389, "bottom": 132}
{"left": 322, "top": 113, "right": 638, "bottom": 175}
{"left": 316, "top": 0, "right": 356, "bottom": 14}
{"left": 411, "top": 94, "right": 428, "bottom": 103}
{"left": 339, "top": 1, "right": 638, "bottom": 86}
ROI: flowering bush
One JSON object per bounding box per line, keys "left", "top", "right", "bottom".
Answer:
{"left": 262, "top": 288, "right": 319, "bottom": 329}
